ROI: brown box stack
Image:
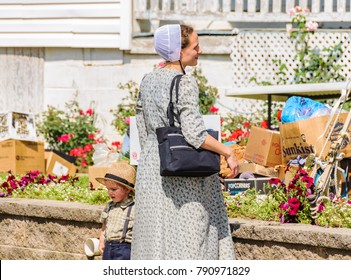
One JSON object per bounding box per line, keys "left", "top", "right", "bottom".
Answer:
{"left": 244, "top": 126, "right": 282, "bottom": 167}
{"left": 45, "top": 150, "right": 77, "bottom": 176}
{"left": 0, "top": 139, "right": 45, "bottom": 174}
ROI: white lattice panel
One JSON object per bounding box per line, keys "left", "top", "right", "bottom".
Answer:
{"left": 231, "top": 31, "right": 351, "bottom": 87}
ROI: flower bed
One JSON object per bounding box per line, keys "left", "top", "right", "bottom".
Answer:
{"left": 0, "top": 171, "right": 109, "bottom": 205}
{"left": 1, "top": 169, "right": 350, "bottom": 229}
{"left": 225, "top": 168, "right": 351, "bottom": 228}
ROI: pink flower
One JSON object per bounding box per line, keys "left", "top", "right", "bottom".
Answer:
{"left": 132, "top": 152, "right": 138, "bottom": 160}
{"left": 280, "top": 202, "right": 289, "bottom": 211}
{"left": 83, "top": 144, "right": 93, "bottom": 152}
{"left": 288, "top": 8, "right": 295, "bottom": 17}
{"left": 58, "top": 133, "right": 73, "bottom": 143}
{"left": 306, "top": 21, "right": 318, "bottom": 32}
{"left": 318, "top": 203, "right": 325, "bottom": 212}
{"left": 295, "top": 6, "right": 302, "bottom": 13}
{"left": 125, "top": 116, "right": 130, "bottom": 125}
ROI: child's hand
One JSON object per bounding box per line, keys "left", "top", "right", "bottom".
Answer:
{"left": 99, "top": 240, "right": 105, "bottom": 253}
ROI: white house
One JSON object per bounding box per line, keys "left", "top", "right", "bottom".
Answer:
{"left": 0, "top": 0, "right": 350, "bottom": 141}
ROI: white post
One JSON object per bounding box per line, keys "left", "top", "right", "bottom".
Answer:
{"left": 120, "top": 0, "right": 132, "bottom": 50}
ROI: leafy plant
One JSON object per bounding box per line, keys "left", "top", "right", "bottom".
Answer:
{"left": 111, "top": 81, "right": 139, "bottom": 136}
{"left": 36, "top": 94, "right": 104, "bottom": 167}
{"left": 251, "top": 6, "right": 345, "bottom": 85}
{"left": 110, "top": 67, "right": 220, "bottom": 135}
{"left": 220, "top": 101, "right": 283, "bottom": 144}
{"left": 192, "top": 68, "right": 219, "bottom": 115}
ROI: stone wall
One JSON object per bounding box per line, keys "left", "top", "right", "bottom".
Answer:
{"left": 0, "top": 198, "right": 350, "bottom": 260}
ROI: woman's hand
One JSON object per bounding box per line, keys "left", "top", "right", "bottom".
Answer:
{"left": 225, "top": 152, "right": 239, "bottom": 179}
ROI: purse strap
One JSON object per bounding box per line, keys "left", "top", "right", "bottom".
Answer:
{"left": 167, "top": 74, "right": 184, "bottom": 126}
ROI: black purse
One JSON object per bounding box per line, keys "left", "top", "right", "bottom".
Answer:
{"left": 155, "top": 74, "right": 220, "bottom": 177}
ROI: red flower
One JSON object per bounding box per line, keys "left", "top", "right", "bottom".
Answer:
{"left": 261, "top": 120, "right": 269, "bottom": 129}
{"left": 243, "top": 121, "right": 250, "bottom": 128}
{"left": 269, "top": 178, "right": 282, "bottom": 185}
{"left": 209, "top": 106, "right": 219, "bottom": 113}
{"left": 83, "top": 144, "right": 93, "bottom": 152}
{"left": 277, "top": 110, "right": 282, "bottom": 122}
{"left": 112, "top": 141, "right": 121, "bottom": 151}
{"left": 70, "top": 147, "right": 84, "bottom": 157}
{"left": 287, "top": 197, "right": 300, "bottom": 215}
{"left": 88, "top": 134, "right": 95, "bottom": 139}
{"left": 85, "top": 109, "right": 93, "bottom": 116}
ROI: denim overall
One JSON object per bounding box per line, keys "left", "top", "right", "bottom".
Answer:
{"left": 102, "top": 202, "right": 134, "bottom": 260}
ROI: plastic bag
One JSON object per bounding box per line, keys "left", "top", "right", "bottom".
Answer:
{"left": 281, "top": 96, "right": 329, "bottom": 123}
{"left": 92, "top": 144, "right": 119, "bottom": 166}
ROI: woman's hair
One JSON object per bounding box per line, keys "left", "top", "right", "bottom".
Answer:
{"left": 180, "top": 25, "right": 194, "bottom": 49}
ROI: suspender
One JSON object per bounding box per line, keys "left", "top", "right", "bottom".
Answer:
{"left": 120, "top": 201, "right": 134, "bottom": 243}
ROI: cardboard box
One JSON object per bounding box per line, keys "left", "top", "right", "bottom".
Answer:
{"left": 279, "top": 113, "right": 351, "bottom": 164}
{"left": 0, "top": 139, "right": 44, "bottom": 174}
{"left": 0, "top": 112, "right": 37, "bottom": 141}
{"left": 239, "top": 162, "right": 281, "bottom": 179}
{"left": 224, "top": 177, "right": 272, "bottom": 195}
{"left": 88, "top": 166, "right": 109, "bottom": 189}
{"left": 244, "top": 126, "right": 282, "bottom": 167}
{"left": 45, "top": 150, "right": 77, "bottom": 176}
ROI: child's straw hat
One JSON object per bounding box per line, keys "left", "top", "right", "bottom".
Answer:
{"left": 95, "top": 161, "right": 136, "bottom": 191}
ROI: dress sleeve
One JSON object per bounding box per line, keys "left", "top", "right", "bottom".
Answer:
{"left": 136, "top": 79, "right": 147, "bottom": 149}
{"left": 176, "top": 75, "right": 207, "bottom": 149}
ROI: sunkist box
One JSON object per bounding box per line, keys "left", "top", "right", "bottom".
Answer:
{"left": 45, "top": 149, "right": 77, "bottom": 176}
{"left": 244, "top": 126, "right": 282, "bottom": 167}
{"left": 279, "top": 113, "right": 351, "bottom": 164}
{"left": 0, "top": 139, "right": 45, "bottom": 174}
{"left": 88, "top": 166, "right": 109, "bottom": 189}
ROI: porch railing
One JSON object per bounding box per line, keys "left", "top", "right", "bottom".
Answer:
{"left": 134, "top": 0, "right": 351, "bottom": 23}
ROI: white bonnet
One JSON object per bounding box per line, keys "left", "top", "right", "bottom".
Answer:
{"left": 154, "top": 24, "right": 181, "bottom": 62}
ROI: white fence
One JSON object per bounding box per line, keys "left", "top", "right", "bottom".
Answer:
{"left": 134, "top": 0, "right": 351, "bottom": 22}
{"left": 231, "top": 31, "right": 351, "bottom": 88}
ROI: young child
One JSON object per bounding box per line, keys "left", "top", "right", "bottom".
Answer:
{"left": 95, "top": 161, "right": 136, "bottom": 260}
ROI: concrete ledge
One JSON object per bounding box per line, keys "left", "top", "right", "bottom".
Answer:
{"left": 230, "top": 218, "right": 351, "bottom": 260}
{"left": 0, "top": 198, "right": 350, "bottom": 260}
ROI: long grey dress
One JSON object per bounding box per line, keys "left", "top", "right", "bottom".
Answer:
{"left": 131, "top": 68, "right": 235, "bottom": 260}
